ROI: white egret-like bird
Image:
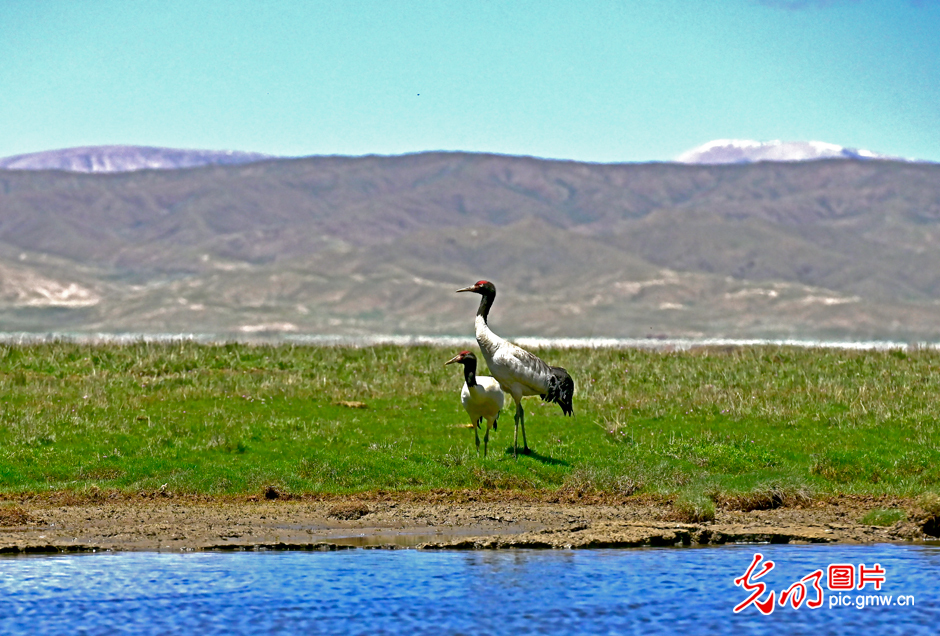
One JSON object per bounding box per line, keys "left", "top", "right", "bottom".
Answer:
{"left": 456, "top": 280, "right": 574, "bottom": 457}
{"left": 445, "top": 350, "right": 504, "bottom": 457}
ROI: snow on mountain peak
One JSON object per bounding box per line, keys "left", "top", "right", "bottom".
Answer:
{"left": 676, "top": 139, "right": 905, "bottom": 165}
{"left": 0, "top": 145, "right": 274, "bottom": 173}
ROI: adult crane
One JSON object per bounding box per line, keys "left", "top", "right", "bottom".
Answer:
{"left": 456, "top": 280, "right": 574, "bottom": 457}
{"left": 445, "top": 350, "right": 504, "bottom": 458}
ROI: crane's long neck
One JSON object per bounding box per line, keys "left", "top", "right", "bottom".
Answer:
{"left": 476, "top": 290, "right": 494, "bottom": 322}
{"left": 474, "top": 290, "right": 503, "bottom": 362}
{"left": 462, "top": 358, "right": 477, "bottom": 388}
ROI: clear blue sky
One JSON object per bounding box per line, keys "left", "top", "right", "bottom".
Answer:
{"left": 2, "top": 0, "right": 938, "bottom": 162}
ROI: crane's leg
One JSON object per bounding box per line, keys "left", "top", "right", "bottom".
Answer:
{"left": 513, "top": 401, "right": 524, "bottom": 458}
{"left": 519, "top": 405, "right": 529, "bottom": 454}
{"left": 474, "top": 418, "right": 482, "bottom": 454}
{"left": 483, "top": 424, "right": 490, "bottom": 458}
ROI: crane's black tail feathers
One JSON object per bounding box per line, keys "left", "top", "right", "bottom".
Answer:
{"left": 543, "top": 366, "right": 574, "bottom": 416}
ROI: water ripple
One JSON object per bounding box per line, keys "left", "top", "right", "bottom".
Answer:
{"left": 0, "top": 544, "right": 937, "bottom": 635}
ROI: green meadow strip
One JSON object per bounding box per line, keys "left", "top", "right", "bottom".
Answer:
{"left": 0, "top": 342, "right": 938, "bottom": 500}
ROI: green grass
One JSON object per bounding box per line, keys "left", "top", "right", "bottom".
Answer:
{"left": 672, "top": 490, "right": 717, "bottom": 523}
{"left": 860, "top": 508, "right": 906, "bottom": 526}
{"left": 1, "top": 342, "right": 939, "bottom": 500}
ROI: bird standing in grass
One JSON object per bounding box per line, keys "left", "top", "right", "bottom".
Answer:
{"left": 456, "top": 280, "right": 574, "bottom": 457}
{"left": 445, "top": 350, "right": 504, "bottom": 458}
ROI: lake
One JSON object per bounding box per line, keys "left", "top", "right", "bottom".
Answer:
{"left": 1, "top": 331, "right": 930, "bottom": 351}
{"left": 1, "top": 544, "right": 937, "bottom": 634}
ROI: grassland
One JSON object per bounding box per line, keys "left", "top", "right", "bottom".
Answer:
{"left": 1, "top": 342, "right": 938, "bottom": 506}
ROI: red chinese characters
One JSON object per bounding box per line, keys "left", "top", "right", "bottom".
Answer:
{"left": 779, "top": 570, "right": 824, "bottom": 610}
{"left": 857, "top": 563, "right": 886, "bottom": 590}
{"left": 827, "top": 564, "right": 855, "bottom": 591}
{"left": 733, "top": 553, "right": 777, "bottom": 615}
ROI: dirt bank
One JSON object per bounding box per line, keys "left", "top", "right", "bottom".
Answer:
{"left": 1, "top": 492, "right": 936, "bottom": 554}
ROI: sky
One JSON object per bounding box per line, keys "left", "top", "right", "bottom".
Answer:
{"left": 1, "top": 0, "right": 939, "bottom": 163}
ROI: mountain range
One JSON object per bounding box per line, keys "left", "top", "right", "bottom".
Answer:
{"left": 1, "top": 149, "right": 939, "bottom": 341}
{"left": 0, "top": 140, "right": 926, "bottom": 174}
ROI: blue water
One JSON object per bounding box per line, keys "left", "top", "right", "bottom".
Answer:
{"left": 1, "top": 544, "right": 937, "bottom": 635}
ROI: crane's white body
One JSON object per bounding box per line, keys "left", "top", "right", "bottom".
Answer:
{"left": 475, "top": 314, "right": 555, "bottom": 403}
{"left": 474, "top": 314, "right": 560, "bottom": 457}
{"left": 446, "top": 350, "right": 504, "bottom": 457}
{"left": 461, "top": 374, "right": 504, "bottom": 456}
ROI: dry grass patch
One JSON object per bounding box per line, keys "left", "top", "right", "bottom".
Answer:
{"left": 0, "top": 505, "right": 34, "bottom": 526}
{"left": 720, "top": 483, "right": 814, "bottom": 512}
{"left": 327, "top": 502, "right": 373, "bottom": 520}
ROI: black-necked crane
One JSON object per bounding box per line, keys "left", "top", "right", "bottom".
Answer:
{"left": 445, "top": 350, "right": 504, "bottom": 458}
{"left": 456, "top": 280, "right": 574, "bottom": 457}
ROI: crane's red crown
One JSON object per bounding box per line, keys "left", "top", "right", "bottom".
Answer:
{"left": 444, "top": 350, "right": 476, "bottom": 366}
{"left": 456, "top": 280, "right": 495, "bottom": 294}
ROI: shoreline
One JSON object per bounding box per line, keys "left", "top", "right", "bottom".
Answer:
{"left": 1, "top": 493, "right": 935, "bottom": 554}
{"left": 0, "top": 331, "right": 931, "bottom": 351}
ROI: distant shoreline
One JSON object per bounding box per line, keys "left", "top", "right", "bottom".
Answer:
{"left": 0, "top": 331, "right": 932, "bottom": 350}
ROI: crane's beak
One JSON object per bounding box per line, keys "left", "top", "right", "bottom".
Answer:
{"left": 444, "top": 353, "right": 463, "bottom": 366}
{"left": 455, "top": 284, "right": 478, "bottom": 293}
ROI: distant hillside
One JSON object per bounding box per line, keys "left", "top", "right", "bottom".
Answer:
{"left": 1, "top": 152, "right": 939, "bottom": 341}
{"left": 0, "top": 145, "right": 273, "bottom": 173}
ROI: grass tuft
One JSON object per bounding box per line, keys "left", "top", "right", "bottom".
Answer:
{"left": 671, "top": 491, "right": 716, "bottom": 523}
{"left": 721, "top": 480, "right": 814, "bottom": 511}
{"left": 560, "top": 467, "right": 641, "bottom": 497}
{"left": 860, "top": 508, "right": 906, "bottom": 527}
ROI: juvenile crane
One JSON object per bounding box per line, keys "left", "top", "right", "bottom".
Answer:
{"left": 445, "top": 350, "right": 504, "bottom": 458}
{"left": 456, "top": 280, "right": 574, "bottom": 457}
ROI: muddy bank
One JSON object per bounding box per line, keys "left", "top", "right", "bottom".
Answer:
{"left": 1, "top": 493, "right": 936, "bottom": 554}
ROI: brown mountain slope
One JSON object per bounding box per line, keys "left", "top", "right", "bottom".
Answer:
{"left": 1, "top": 153, "right": 940, "bottom": 339}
